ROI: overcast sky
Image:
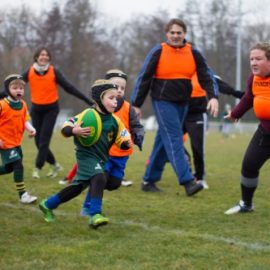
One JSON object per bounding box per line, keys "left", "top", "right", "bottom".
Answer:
{"left": 0, "top": 0, "right": 269, "bottom": 24}
{"left": 0, "top": 0, "right": 185, "bottom": 19}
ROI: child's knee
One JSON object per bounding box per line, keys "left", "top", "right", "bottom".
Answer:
{"left": 4, "top": 163, "right": 14, "bottom": 173}
{"left": 106, "top": 177, "right": 121, "bottom": 191}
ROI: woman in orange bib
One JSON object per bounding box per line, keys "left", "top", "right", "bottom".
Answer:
{"left": 225, "top": 42, "right": 270, "bottom": 215}
{"left": 21, "top": 47, "right": 92, "bottom": 179}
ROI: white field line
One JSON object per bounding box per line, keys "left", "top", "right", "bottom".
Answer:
{"left": 1, "top": 202, "right": 270, "bottom": 252}
{"left": 118, "top": 220, "right": 270, "bottom": 252}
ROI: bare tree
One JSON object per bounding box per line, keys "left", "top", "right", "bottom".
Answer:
{"left": 0, "top": 0, "right": 268, "bottom": 120}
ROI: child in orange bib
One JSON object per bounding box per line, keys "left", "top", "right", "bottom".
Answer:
{"left": 0, "top": 74, "right": 37, "bottom": 204}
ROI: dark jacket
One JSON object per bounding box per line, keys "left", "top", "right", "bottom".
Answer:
{"left": 188, "top": 76, "right": 244, "bottom": 114}
{"left": 21, "top": 66, "right": 93, "bottom": 107}
{"left": 131, "top": 41, "right": 218, "bottom": 108}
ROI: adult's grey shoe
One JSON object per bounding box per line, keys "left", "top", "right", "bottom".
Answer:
{"left": 184, "top": 180, "right": 203, "bottom": 196}
{"left": 141, "top": 182, "right": 162, "bottom": 192}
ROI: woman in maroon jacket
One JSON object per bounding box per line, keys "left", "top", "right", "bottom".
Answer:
{"left": 225, "top": 42, "right": 270, "bottom": 215}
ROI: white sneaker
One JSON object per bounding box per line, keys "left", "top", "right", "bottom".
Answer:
{"left": 121, "top": 180, "right": 133, "bottom": 187}
{"left": 224, "top": 200, "right": 254, "bottom": 215}
{"left": 32, "top": 168, "right": 40, "bottom": 179}
{"left": 59, "top": 178, "right": 68, "bottom": 185}
{"left": 197, "top": 180, "right": 209, "bottom": 189}
{"left": 47, "top": 163, "right": 63, "bottom": 178}
{"left": 20, "top": 192, "right": 37, "bottom": 204}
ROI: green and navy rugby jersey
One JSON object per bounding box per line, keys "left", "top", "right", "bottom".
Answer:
{"left": 62, "top": 109, "right": 131, "bottom": 164}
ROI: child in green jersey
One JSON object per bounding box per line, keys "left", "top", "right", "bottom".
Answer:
{"left": 39, "top": 79, "right": 133, "bottom": 228}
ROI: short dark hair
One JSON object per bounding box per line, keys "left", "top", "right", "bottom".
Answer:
{"left": 33, "top": 46, "right": 52, "bottom": 62}
{"left": 165, "top": 18, "right": 187, "bottom": 33}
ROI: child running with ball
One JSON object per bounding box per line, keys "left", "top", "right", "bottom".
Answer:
{"left": 39, "top": 79, "right": 133, "bottom": 228}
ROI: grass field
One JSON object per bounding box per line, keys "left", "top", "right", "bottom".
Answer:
{"left": 1, "top": 129, "right": 270, "bottom": 270}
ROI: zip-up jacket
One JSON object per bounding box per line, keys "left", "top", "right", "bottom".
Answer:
{"left": 131, "top": 41, "right": 218, "bottom": 107}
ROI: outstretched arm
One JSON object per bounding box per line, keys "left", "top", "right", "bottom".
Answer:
{"left": 55, "top": 68, "right": 93, "bottom": 106}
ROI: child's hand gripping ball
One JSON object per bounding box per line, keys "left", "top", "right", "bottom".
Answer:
{"left": 76, "top": 109, "right": 102, "bottom": 146}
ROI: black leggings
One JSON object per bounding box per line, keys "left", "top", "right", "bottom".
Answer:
{"left": 242, "top": 126, "right": 270, "bottom": 178}
{"left": 57, "top": 173, "right": 121, "bottom": 203}
{"left": 184, "top": 112, "right": 206, "bottom": 180}
{"left": 31, "top": 105, "right": 59, "bottom": 169}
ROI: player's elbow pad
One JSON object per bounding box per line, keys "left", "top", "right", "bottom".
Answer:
{"left": 120, "top": 141, "right": 130, "bottom": 150}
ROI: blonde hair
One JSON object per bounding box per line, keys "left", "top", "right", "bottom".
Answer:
{"left": 9, "top": 80, "right": 25, "bottom": 87}
{"left": 250, "top": 42, "right": 270, "bottom": 60}
{"left": 92, "top": 79, "right": 115, "bottom": 90}
{"left": 4, "top": 74, "right": 25, "bottom": 89}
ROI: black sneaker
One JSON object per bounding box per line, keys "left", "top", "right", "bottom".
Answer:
{"left": 141, "top": 182, "right": 162, "bottom": 192}
{"left": 184, "top": 180, "right": 203, "bottom": 196}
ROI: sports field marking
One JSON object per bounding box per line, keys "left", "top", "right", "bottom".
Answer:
{"left": 2, "top": 202, "right": 270, "bottom": 252}
{"left": 118, "top": 220, "right": 270, "bottom": 252}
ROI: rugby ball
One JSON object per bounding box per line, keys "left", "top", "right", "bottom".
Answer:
{"left": 76, "top": 109, "right": 102, "bottom": 146}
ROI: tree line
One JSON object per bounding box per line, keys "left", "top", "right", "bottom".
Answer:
{"left": 0, "top": 0, "right": 269, "bottom": 120}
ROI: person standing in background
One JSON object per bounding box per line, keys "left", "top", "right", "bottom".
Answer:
{"left": 184, "top": 73, "right": 243, "bottom": 189}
